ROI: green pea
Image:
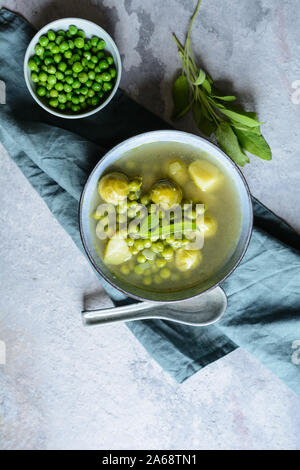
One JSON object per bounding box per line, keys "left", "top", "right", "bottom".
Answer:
{"left": 55, "top": 82, "right": 64, "bottom": 91}
{"left": 80, "top": 86, "right": 88, "bottom": 95}
{"left": 91, "top": 82, "right": 101, "bottom": 92}
{"left": 66, "top": 92, "right": 72, "bottom": 101}
{"left": 90, "top": 36, "right": 99, "bottom": 47}
{"left": 120, "top": 265, "right": 130, "bottom": 275}
{"left": 97, "top": 51, "right": 105, "bottom": 59}
{"left": 39, "top": 35, "right": 49, "bottom": 47}
{"left": 53, "top": 54, "right": 62, "bottom": 63}
{"left": 35, "top": 44, "right": 44, "bottom": 56}
{"left": 98, "top": 91, "right": 104, "bottom": 99}
{"left": 160, "top": 268, "right": 171, "bottom": 279}
{"left": 66, "top": 101, "right": 72, "bottom": 108}
{"left": 91, "top": 55, "right": 98, "bottom": 64}
{"left": 49, "top": 89, "right": 58, "bottom": 98}
{"left": 95, "top": 74, "right": 103, "bottom": 83}
{"left": 56, "top": 71, "right": 64, "bottom": 81}
{"left": 38, "top": 72, "right": 47, "bottom": 82}
{"left": 68, "top": 25, "right": 78, "bottom": 36}
{"left": 51, "top": 45, "right": 60, "bottom": 54}
{"left": 47, "top": 41, "right": 55, "bottom": 50}
{"left": 79, "top": 95, "right": 86, "bottom": 103}
{"left": 87, "top": 71, "right": 95, "bottom": 80}
{"left": 99, "top": 59, "right": 109, "bottom": 70}
{"left": 109, "top": 68, "right": 117, "bottom": 78}
{"left": 101, "top": 72, "right": 111, "bottom": 82}
{"left": 156, "top": 258, "right": 166, "bottom": 268}
{"left": 49, "top": 98, "right": 58, "bottom": 107}
{"left": 77, "top": 29, "right": 85, "bottom": 38}
{"left": 59, "top": 41, "right": 69, "bottom": 52}
{"left": 107, "top": 56, "right": 114, "bottom": 65}
{"left": 140, "top": 194, "right": 150, "bottom": 205}
{"left": 78, "top": 72, "right": 88, "bottom": 83}
{"left": 55, "top": 36, "right": 63, "bottom": 45}
{"left": 80, "top": 102, "right": 87, "bottom": 110}
{"left": 57, "top": 61, "right": 67, "bottom": 72}
{"left": 162, "top": 246, "right": 174, "bottom": 260}
{"left": 57, "top": 29, "right": 65, "bottom": 36}
{"left": 87, "top": 89, "right": 95, "bottom": 98}
{"left": 63, "top": 83, "right": 72, "bottom": 93}
{"left": 58, "top": 103, "right": 66, "bottom": 111}
{"left": 37, "top": 86, "right": 46, "bottom": 96}
{"left": 68, "top": 40, "right": 75, "bottom": 49}
{"left": 103, "top": 82, "right": 113, "bottom": 92}
{"left": 97, "top": 39, "right": 106, "bottom": 50}
{"left": 134, "top": 265, "right": 143, "bottom": 275}
{"left": 137, "top": 254, "right": 146, "bottom": 264}
{"left": 74, "top": 37, "right": 84, "bottom": 48}
{"left": 72, "top": 104, "right": 80, "bottom": 112}
{"left": 47, "top": 75, "right": 56, "bottom": 86}
{"left": 152, "top": 242, "right": 164, "bottom": 254}
{"left": 65, "top": 76, "right": 74, "bottom": 85}
{"left": 72, "top": 62, "right": 83, "bottom": 73}
{"left": 58, "top": 93, "right": 67, "bottom": 103}
{"left": 64, "top": 68, "right": 72, "bottom": 75}
{"left": 48, "top": 30, "right": 56, "bottom": 41}
{"left": 33, "top": 55, "right": 42, "bottom": 64}
{"left": 83, "top": 51, "right": 92, "bottom": 61}
{"left": 46, "top": 83, "right": 53, "bottom": 91}
{"left": 31, "top": 72, "right": 39, "bottom": 83}
{"left": 72, "top": 80, "right": 81, "bottom": 89}
{"left": 28, "top": 59, "right": 39, "bottom": 72}
{"left": 143, "top": 276, "right": 152, "bottom": 286}
{"left": 44, "top": 57, "right": 53, "bottom": 66}
{"left": 71, "top": 95, "right": 79, "bottom": 104}
{"left": 86, "top": 79, "right": 93, "bottom": 88}
{"left": 46, "top": 65, "right": 56, "bottom": 74}
{"left": 134, "top": 240, "right": 144, "bottom": 251}
{"left": 87, "top": 61, "right": 95, "bottom": 69}
{"left": 84, "top": 42, "right": 91, "bottom": 51}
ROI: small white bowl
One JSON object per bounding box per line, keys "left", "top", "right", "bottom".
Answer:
{"left": 24, "top": 17, "right": 122, "bottom": 119}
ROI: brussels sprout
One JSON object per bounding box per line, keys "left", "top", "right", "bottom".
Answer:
{"left": 104, "top": 234, "right": 132, "bottom": 265}
{"left": 175, "top": 248, "right": 202, "bottom": 272}
{"left": 188, "top": 160, "right": 222, "bottom": 192}
{"left": 98, "top": 172, "right": 129, "bottom": 205}
{"left": 150, "top": 179, "right": 182, "bottom": 209}
{"left": 198, "top": 214, "right": 218, "bottom": 237}
{"left": 167, "top": 159, "right": 188, "bottom": 186}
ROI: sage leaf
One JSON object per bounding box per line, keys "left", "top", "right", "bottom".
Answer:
{"left": 212, "top": 95, "right": 236, "bottom": 102}
{"left": 214, "top": 103, "right": 263, "bottom": 128}
{"left": 216, "top": 122, "right": 249, "bottom": 166}
{"left": 193, "top": 101, "right": 216, "bottom": 136}
{"left": 233, "top": 127, "right": 272, "bottom": 161}
{"left": 172, "top": 75, "right": 191, "bottom": 120}
{"left": 193, "top": 69, "right": 206, "bottom": 85}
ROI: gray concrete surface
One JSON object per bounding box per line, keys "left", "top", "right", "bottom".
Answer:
{"left": 0, "top": 0, "right": 300, "bottom": 450}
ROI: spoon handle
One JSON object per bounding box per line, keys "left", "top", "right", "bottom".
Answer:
{"left": 82, "top": 301, "right": 156, "bottom": 326}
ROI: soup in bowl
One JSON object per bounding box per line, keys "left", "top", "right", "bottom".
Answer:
{"left": 79, "top": 131, "right": 253, "bottom": 302}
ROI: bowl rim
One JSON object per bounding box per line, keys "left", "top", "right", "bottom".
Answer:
{"left": 79, "top": 130, "right": 254, "bottom": 303}
{"left": 23, "top": 17, "right": 122, "bottom": 119}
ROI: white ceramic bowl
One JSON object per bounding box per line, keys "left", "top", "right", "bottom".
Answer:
{"left": 79, "top": 130, "right": 253, "bottom": 302}
{"left": 24, "top": 17, "right": 122, "bottom": 119}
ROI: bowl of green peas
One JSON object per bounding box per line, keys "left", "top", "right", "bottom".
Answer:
{"left": 24, "top": 18, "right": 121, "bottom": 118}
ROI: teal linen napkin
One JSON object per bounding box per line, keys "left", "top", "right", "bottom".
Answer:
{"left": 1, "top": 9, "right": 299, "bottom": 395}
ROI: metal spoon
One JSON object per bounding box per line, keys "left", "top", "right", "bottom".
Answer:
{"left": 82, "top": 286, "right": 227, "bottom": 327}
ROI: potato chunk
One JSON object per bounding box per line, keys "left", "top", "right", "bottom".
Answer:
{"left": 167, "top": 159, "right": 188, "bottom": 186}
{"left": 175, "top": 248, "right": 202, "bottom": 272}
{"left": 104, "top": 235, "right": 132, "bottom": 265}
{"left": 188, "top": 160, "right": 222, "bottom": 192}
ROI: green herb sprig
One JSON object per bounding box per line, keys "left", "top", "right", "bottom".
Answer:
{"left": 172, "top": 0, "right": 272, "bottom": 166}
